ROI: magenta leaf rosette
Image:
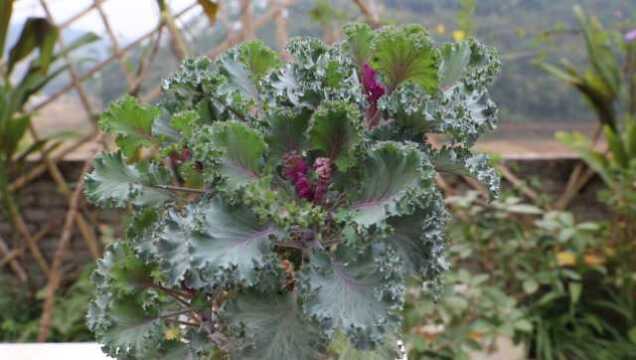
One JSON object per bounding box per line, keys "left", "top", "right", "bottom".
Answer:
{"left": 85, "top": 23, "right": 501, "bottom": 360}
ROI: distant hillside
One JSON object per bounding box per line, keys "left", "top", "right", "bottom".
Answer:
{"left": 376, "top": 0, "right": 634, "bottom": 122}
{"left": 9, "top": 0, "right": 635, "bottom": 124}
{"left": 278, "top": 0, "right": 633, "bottom": 122}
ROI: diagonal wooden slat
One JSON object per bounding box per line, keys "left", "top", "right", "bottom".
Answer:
{"left": 0, "top": 234, "right": 27, "bottom": 282}
{"left": 93, "top": 0, "right": 137, "bottom": 87}
{"left": 29, "top": 2, "right": 200, "bottom": 113}
{"left": 37, "top": 136, "right": 103, "bottom": 342}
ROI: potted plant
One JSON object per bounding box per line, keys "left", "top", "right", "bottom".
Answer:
{"left": 86, "top": 23, "right": 500, "bottom": 359}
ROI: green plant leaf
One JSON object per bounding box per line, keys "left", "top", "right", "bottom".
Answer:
{"left": 625, "top": 118, "right": 636, "bottom": 158}
{"left": 439, "top": 41, "right": 471, "bottom": 89}
{"left": 385, "top": 192, "right": 447, "bottom": 277}
{"left": 126, "top": 208, "right": 161, "bottom": 258}
{"left": 85, "top": 152, "right": 173, "bottom": 208}
{"left": 101, "top": 295, "right": 164, "bottom": 356}
{"left": 265, "top": 108, "right": 312, "bottom": 159}
{"left": 99, "top": 96, "right": 161, "bottom": 158}
{"left": 379, "top": 75, "right": 499, "bottom": 146}
{"left": 343, "top": 23, "right": 375, "bottom": 67}
{"left": 629, "top": 327, "right": 636, "bottom": 345}
{"left": 143, "top": 341, "right": 199, "bottom": 360}
{"left": 506, "top": 204, "right": 543, "bottom": 215}
{"left": 573, "top": 5, "right": 620, "bottom": 99}
{"left": 308, "top": 101, "right": 362, "bottom": 171}
{"left": 239, "top": 40, "right": 282, "bottom": 81}
{"left": 523, "top": 279, "right": 539, "bottom": 295}
{"left": 219, "top": 50, "right": 259, "bottom": 101}
{"left": 431, "top": 146, "right": 499, "bottom": 197}
{"left": 93, "top": 242, "right": 156, "bottom": 298}
{"left": 1, "top": 114, "right": 30, "bottom": 160}
{"left": 329, "top": 332, "right": 399, "bottom": 360}
{"left": 556, "top": 131, "right": 611, "bottom": 184}
{"left": 224, "top": 289, "right": 326, "bottom": 360}
{"left": 189, "top": 197, "right": 279, "bottom": 286}
{"left": 300, "top": 247, "right": 402, "bottom": 349}
{"left": 569, "top": 282, "right": 582, "bottom": 305}
{"left": 219, "top": 41, "right": 281, "bottom": 106}
{"left": 370, "top": 24, "right": 440, "bottom": 92}
{"left": 206, "top": 121, "right": 267, "bottom": 186}
{"left": 0, "top": 0, "right": 14, "bottom": 59}
{"left": 11, "top": 63, "right": 68, "bottom": 110}
{"left": 603, "top": 125, "right": 628, "bottom": 168}
{"left": 89, "top": 244, "right": 163, "bottom": 357}
{"left": 169, "top": 110, "right": 199, "bottom": 139}
{"left": 155, "top": 210, "right": 194, "bottom": 286}
{"left": 348, "top": 142, "right": 428, "bottom": 227}
{"left": 7, "top": 17, "right": 59, "bottom": 76}
{"left": 441, "top": 88, "right": 498, "bottom": 146}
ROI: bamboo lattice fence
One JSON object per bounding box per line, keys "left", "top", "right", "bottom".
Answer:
{"left": 1, "top": 0, "right": 306, "bottom": 341}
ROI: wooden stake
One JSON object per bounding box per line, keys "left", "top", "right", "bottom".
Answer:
{"left": 497, "top": 163, "right": 541, "bottom": 204}
{"left": 37, "top": 143, "right": 100, "bottom": 342}
{"left": 27, "top": 125, "right": 101, "bottom": 260}
{"left": 352, "top": 0, "right": 380, "bottom": 28}
{"left": 0, "top": 235, "right": 27, "bottom": 282}
{"left": 6, "top": 200, "right": 50, "bottom": 275}
{"left": 555, "top": 125, "right": 603, "bottom": 210}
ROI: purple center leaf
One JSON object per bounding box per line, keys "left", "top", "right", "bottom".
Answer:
{"left": 361, "top": 63, "right": 386, "bottom": 128}
{"left": 282, "top": 154, "right": 334, "bottom": 203}
{"left": 362, "top": 63, "right": 386, "bottom": 102}
{"left": 626, "top": 29, "right": 636, "bottom": 43}
{"left": 283, "top": 152, "right": 314, "bottom": 201}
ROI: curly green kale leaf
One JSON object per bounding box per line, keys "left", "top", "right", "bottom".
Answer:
{"left": 99, "top": 96, "right": 161, "bottom": 159}
{"left": 431, "top": 145, "right": 500, "bottom": 197}
{"left": 86, "top": 22, "right": 501, "bottom": 360}
{"left": 224, "top": 289, "right": 327, "bottom": 360}
{"left": 300, "top": 245, "right": 403, "bottom": 349}
{"left": 192, "top": 121, "right": 267, "bottom": 188}
{"left": 342, "top": 23, "right": 375, "bottom": 67}
{"left": 85, "top": 152, "right": 173, "bottom": 208}
{"left": 308, "top": 101, "right": 363, "bottom": 172}
{"left": 370, "top": 24, "right": 440, "bottom": 93}
{"left": 347, "top": 142, "right": 433, "bottom": 227}
{"left": 385, "top": 191, "right": 449, "bottom": 278}
{"left": 378, "top": 38, "right": 501, "bottom": 146}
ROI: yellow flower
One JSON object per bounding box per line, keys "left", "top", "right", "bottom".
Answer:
{"left": 584, "top": 254, "right": 605, "bottom": 267}
{"left": 164, "top": 326, "right": 181, "bottom": 341}
{"left": 436, "top": 24, "right": 446, "bottom": 34}
{"left": 452, "top": 30, "right": 466, "bottom": 42}
{"left": 468, "top": 331, "right": 483, "bottom": 342}
{"left": 557, "top": 251, "right": 577, "bottom": 267}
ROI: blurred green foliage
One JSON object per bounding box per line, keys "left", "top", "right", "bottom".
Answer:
{"left": 404, "top": 191, "right": 636, "bottom": 359}
{"left": 0, "top": 265, "right": 95, "bottom": 342}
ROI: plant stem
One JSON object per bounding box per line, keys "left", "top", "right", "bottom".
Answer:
{"left": 152, "top": 184, "right": 207, "bottom": 194}
{"left": 160, "top": 309, "right": 194, "bottom": 320}
{"left": 150, "top": 284, "right": 192, "bottom": 307}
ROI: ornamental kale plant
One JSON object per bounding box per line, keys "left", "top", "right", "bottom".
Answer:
{"left": 85, "top": 23, "right": 501, "bottom": 359}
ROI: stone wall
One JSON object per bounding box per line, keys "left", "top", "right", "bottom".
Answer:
{"left": 0, "top": 161, "right": 122, "bottom": 284}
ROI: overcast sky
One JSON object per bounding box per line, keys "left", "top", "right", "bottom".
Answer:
{"left": 12, "top": 0, "right": 198, "bottom": 40}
